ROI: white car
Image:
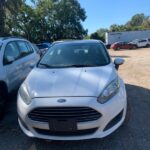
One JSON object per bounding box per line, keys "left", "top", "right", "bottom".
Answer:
{"left": 17, "top": 40, "right": 127, "bottom": 140}
{"left": 0, "top": 37, "right": 40, "bottom": 118}
{"left": 131, "top": 39, "right": 150, "bottom": 48}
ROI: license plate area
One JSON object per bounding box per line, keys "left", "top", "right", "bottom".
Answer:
{"left": 49, "top": 118, "right": 77, "bottom": 132}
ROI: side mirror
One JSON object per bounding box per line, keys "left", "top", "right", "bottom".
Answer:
{"left": 114, "top": 57, "right": 125, "bottom": 70}
{"left": 6, "top": 56, "right": 15, "bottom": 64}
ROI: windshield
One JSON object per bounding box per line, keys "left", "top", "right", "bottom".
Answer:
{"left": 38, "top": 42, "right": 110, "bottom": 68}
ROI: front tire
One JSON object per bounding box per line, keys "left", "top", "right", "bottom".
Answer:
{"left": 146, "top": 44, "right": 150, "bottom": 48}
{"left": 117, "top": 47, "right": 120, "bottom": 50}
{"left": 0, "top": 88, "right": 7, "bottom": 120}
{"left": 132, "top": 45, "right": 137, "bottom": 49}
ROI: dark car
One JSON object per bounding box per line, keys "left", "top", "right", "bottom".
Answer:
{"left": 111, "top": 42, "right": 137, "bottom": 50}
{"left": 36, "top": 43, "right": 51, "bottom": 55}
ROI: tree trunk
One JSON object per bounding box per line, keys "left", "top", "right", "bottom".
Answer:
{"left": 0, "top": 0, "right": 5, "bottom": 36}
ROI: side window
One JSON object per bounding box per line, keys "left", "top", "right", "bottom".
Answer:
{"left": 25, "top": 42, "right": 34, "bottom": 53}
{"left": 17, "top": 41, "right": 31, "bottom": 57}
{"left": 140, "top": 40, "right": 146, "bottom": 43}
{"left": 4, "top": 42, "right": 20, "bottom": 65}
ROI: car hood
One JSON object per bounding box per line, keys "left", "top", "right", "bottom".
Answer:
{"left": 25, "top": 63, "right": 117, "bottom": 98}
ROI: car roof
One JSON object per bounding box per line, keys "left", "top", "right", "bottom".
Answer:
{"left": 53, "top": 40, "right": 103, "bottom": 45}
{"left": 0, "top": 37, "right": 28, "bottom": 44}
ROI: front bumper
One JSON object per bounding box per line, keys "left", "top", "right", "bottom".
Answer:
{"left": 17, "top": 81, "right": 127, "bottom": 140}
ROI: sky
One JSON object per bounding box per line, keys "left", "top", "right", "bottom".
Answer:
{"left": 79, "top": 0, "right": 150, "bottom": 34}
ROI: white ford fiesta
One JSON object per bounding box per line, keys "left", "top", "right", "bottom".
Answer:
{"left": 17, "top": 40, "right": 127, "bottom": 140}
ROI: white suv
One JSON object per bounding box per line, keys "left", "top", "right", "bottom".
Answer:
{"left": 0, "top": 37, "right": 40, "bottom": 118}
{"left": 131, "top": 39, "right": 150, "bottom": 48}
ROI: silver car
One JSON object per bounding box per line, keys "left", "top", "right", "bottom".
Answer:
{"left": 17, "top": 40, "right": 127, "bottom": 140}
{"left": 0, "top": 37, "right": 39, "bottom": 118}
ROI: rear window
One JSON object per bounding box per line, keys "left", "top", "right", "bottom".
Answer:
{"left": 37, "top": 44, "right": 49, "bottom": 49}
{"left": 139, "top": 40, "right": 147, "bottom": 42}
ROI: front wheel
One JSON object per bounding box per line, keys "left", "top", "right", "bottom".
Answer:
{"left": 132, "top": 45, "right": 137, "bottom": 49}
{"left": 117, "top": 47, "right": 120, "bottom": 50}
{"left": 0, "top": 88, "right": 7, "bottom": 120}
{"left": 146, "top": 44, "right": 150, "bottom": 48}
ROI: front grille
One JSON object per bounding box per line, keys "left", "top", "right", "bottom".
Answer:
{"left": 34, "top": 127, "right": 98, "bottom": 136}
{"left": 28, "top": 107, "right": 101, "bottom": 123}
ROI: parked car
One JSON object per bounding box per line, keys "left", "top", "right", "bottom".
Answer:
{"left": 0, "top": 37, "right": 40, "bottom": 118}
{"left": 131, "top": 39, "right": 150, "bottom": 48}
{"left": 17, "top": 40, "right": 127, "bottom": 140}
{"left": 32, "top": 44, "right": 43, "bottom": 57}
{"left": 111, "top": 42, "right": 137, "bottom": 50}
{"left": 36, "top": 43, "right": 51, "bottom": 56}
{"left": 51, "top": 41, "right": 64, "bottom": 46}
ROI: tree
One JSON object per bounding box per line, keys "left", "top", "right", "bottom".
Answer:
{"left": 126, "top": 13, "right": 146, "bottom": 27}
{"left": 51, "top": 0, "right": 87, "bottom": 40}
{"left": 90, "top": 32, "right": 101, "bottom": 40}
{"left": 0, "top": 0, "right": 5, "bottom": 36}
{"left": 0, "top": 0, "right": 23, "bottom": 36}
{"left": 109, "top": 24, "right": 122, "bottom": 32}
{"left": 96, "top": 28, "right": 108, "bottom": 42}
{"left": 11, "top": 0, "right": 87, "bottom": 42}
{"left": 126, "top": 13, "right": 150, "bottom": 30}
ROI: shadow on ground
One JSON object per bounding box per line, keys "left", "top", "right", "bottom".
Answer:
{"left": 0, "top": 84, "right": 150, "bottom": 150}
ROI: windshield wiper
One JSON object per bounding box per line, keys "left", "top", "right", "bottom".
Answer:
{"left": 38, "top": 63, "right": 99, "bottom": 68}
{"left": 38, "top": 63, "right": 55, "bottom": 68}
{"left": 64, "top": 64, "right": 98, "bottom": 67}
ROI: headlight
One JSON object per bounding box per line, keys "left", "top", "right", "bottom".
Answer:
{"left": 98, "top": 77, "right": 120, "bottom": 104}
{"left": 19, "top": 84, "right": 32, "bottom": 105}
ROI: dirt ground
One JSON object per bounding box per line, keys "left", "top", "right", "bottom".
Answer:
{"left": 109, "top": 48, "right": 150, "bottom": 89}
{"left": 0, "top": 48, "right": 150, "bottom": 150}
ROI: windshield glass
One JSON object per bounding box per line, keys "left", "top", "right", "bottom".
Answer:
{"left": 38, "top": 42, "right": 110, "bottom": 68}
{"left": 37, "top": 44, "right": 49, "bottom": 49}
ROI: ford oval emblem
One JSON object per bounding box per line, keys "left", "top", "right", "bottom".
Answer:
{"left": 57, "top": 99, "right": 66, "bottom": 103}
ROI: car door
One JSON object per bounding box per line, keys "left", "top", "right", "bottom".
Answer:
{"left": 3, "top": 41, "right": 23, "bottom": 91}
{"left": 23, "top": 41, "right": 39, "bottom": 75}
{"left": 139, "top": 40, "right": 146, "bottom": 47}
{"left": 120, "top": 42, "right": 126, "bottom": 49}
{"left": 121, "top": 42, "right": 127, "bottom": 49}
{"left": 16, "top": 40, "right": 39, "bottom": 80}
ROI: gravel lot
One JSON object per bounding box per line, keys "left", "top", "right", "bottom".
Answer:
{"left": 0, "top": 48, "right": 150, "bottom": 150}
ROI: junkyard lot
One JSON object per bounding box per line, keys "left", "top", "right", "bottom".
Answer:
{"left": 0, "top": 48, "right": 150, "bottom": 150}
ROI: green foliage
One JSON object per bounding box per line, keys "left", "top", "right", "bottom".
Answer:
{"left": 110, "top": 13, "right": 150, "bottom": 32}
{"left": 0, "top": 0, "right": 23, "bottom": 36}
{"left": 1, "top": 0, "right": 87, "bottom": 42}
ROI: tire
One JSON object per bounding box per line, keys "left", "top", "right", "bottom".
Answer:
{"left": 117, "top": 47, "right": 120, "bottom": 50}
{"left": 132, "top": 46, "right": 137, "bottom": 49}
{"left": 146, "top": 44, "right": 150, "bottom": 48}
{"left": 0, "top": 87, "right": 7, "bottom": 120}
